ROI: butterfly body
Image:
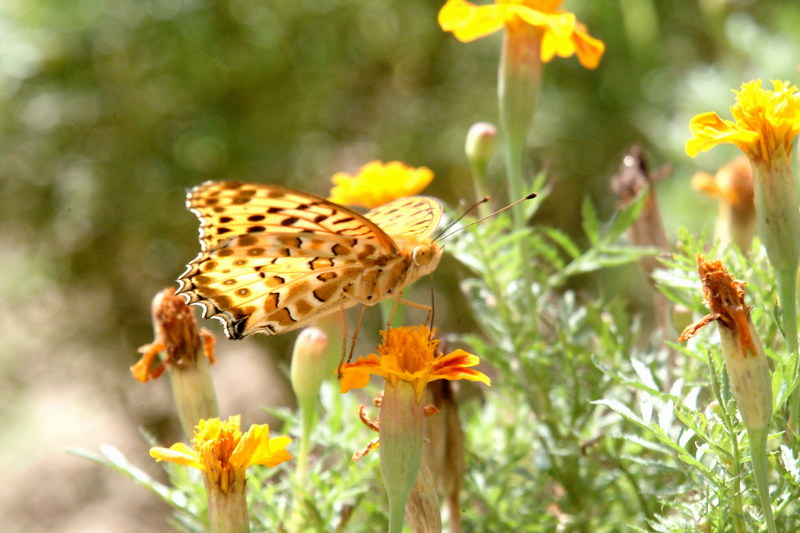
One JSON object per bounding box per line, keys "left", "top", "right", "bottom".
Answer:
{"left": 176, "top": 181, "right": 442, "bottom": 339}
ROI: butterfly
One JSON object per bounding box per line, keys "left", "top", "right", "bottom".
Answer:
{"left": 176, "top": 181, "right": 443, "bottom": 339}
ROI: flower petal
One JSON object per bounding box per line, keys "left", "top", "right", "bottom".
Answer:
{"left": 685, "top": 112, "right": 758, "bottom": 157}
{"left": 150, "top": 442, "right": 204, "bottom": 470}
{"left": 339, "top": 353, "right": 383, "bottom": 393}
{"left": 430, "top": 349, "right": 491, "bottom": 386}
{"left": 233, "top": 424, "right": 293, "bottom": 469}
{"left": 571, "top": 22, "right": 605, "bottom": 69}
{"left": 328, "top": 161, "right": 433, "bottom": 208}
{"left": 438, "top": 0, "right": 508, "bottom": 42}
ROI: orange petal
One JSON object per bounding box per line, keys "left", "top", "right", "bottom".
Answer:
{"left": 339, "top": 354, "right": 383, "bottom": 393}
{"left": 572, "top": 23, "right": 605, "bottom": 69}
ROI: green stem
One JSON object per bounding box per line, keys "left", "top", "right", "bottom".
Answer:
{"left": 729, "top": 426, "right": 747, "bottom": 533}
{"left": 295, "top": 399, "right": 314, "bottom": 483}
{"left": 288, "top": 396, "right": 315, "bottom": 532}
{"left": 380, "top": 383, "right": 424, "bottom": 533}
{"left": 709, "top": 350, "right": 747, "bottom": 533}
{"left": 498, "top": 24, "right": 542, "bottom": 287}
{"left": 750, "top": 155, "right": 800, "bottom": 432}
{"left": 749, "top": 428, "right": 777, "bottom": 533}
{"left": 169, "top": 353, "right": 220, "bottom": 441}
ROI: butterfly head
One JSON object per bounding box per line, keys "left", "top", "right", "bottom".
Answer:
{"left": 411, "top": 241, "right": 443, "bottom": 275}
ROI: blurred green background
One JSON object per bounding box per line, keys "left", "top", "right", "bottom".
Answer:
{"left": 1, "top": 0, "right": 799, "bottom": 531}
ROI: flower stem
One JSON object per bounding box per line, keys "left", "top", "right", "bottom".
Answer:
{"left": 169, "top": 353, "right": 219, "bottom": 441}
{"left": 498, "top": 24, "right": 542, "bottom": 285}
{"left": 751, "top": 156, "right": 800, "bottom": 432}
{"left": 380, "top": 382, "right": 424, "bottom": 533}
{"left": 748, "top": 428, "right": 777, "bottom": 533}
{"left": 205, "top": 478, "right": 250, "bottom": 533}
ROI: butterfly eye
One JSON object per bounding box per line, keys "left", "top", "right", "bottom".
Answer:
{"left": 412, "top": 246, "right": 426, "bottom": 267}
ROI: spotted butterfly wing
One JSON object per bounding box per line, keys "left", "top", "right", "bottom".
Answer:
{"left": 176, "top": 181, "right": 443, "bottom": 339}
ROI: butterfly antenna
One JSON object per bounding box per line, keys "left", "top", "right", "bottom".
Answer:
{"left": 438, "top": 192, "right": 537, "bottom": 241}
{"left": 428, "top": 272, "right": 436, "bottom": 331}
{"left": 433, "top": 196, "right": 491, "bottom": 242}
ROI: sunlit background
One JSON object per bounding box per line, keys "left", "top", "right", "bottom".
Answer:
{"left": 2, "top": 0, "right": 799, "bottom": 531}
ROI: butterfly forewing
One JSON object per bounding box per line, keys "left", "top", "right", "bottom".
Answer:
{"left": 177, "top": 181, "right": 443, "bottom": 339}
{"left": 188, "top": 181, "right": 397, "bottom": 252}
{"left": 365, "top": 196, "right": 442, "bottom": 240}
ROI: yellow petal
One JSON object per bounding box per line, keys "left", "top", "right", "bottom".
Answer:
{"left": 233, "top": 425, "right": 293, "bottom": 469}
{"left": 150, "top": 442, "right": 204, "bottom": 470}
{"left": 438, "top": 0, "right": 508, "bottom": 42}
{"left": 685, "top": 112, "right": 758, "bottom": 157}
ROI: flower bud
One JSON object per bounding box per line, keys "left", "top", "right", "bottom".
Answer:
{"left": 290, "top": 327, "right": 329, "bottom": 405}
{"left": 465, "top": 122, "right": 497, "bottom": 178}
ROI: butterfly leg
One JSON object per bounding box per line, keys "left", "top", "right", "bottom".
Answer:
{"left": 337, "top": 303, "right": 367, "bottom": 378}
{"left": 349, "top": 304, "right": 368, "bottom": 362}
{"left": 337, "top": 302, "right": 348, "bottom": 378}
{"left": 396, "top": 298, "right": 434, "bottom": 328}
{"left": 386, "top": 291, "right": 404, "bottom": 329}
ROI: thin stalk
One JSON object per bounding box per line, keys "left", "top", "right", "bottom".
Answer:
{"left": 498, "top": 24, "right": 542, "bottom": 287}
{"left": 709, "top": 351, "right": 747, "bottom": 533}
{"left": 749, "top": 428, "right": 777, "bottom": 533}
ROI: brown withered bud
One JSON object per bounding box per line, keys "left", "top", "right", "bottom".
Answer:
{"left": 133, "top": 287, "right": 216, "bottom": 382}
{"left": 610, "top": 144, "right": 670, "bottom": 282}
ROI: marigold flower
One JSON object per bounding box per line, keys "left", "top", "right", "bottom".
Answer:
{"left": 328, "top": 161, "right": 433, "bottom": 208}
{"left": 152, "top": 416, "right": 290, "bottom": 533}
{"left": 691, "top": 156, "right": 755, "bottom": 250}
{"left": 438, "top": 0, "right": 605, "bottom": 69}
{"left": 686, "top": 80, "right": 800, "bottom": 163}
{"left": 686, "top": 80, "right": 800, "bottom": 365}
{"left": 340, "top": 326, "right": 487, "bottom": 532}
{"left": 338, "top": 325, "right": 490, "bottom": 399}
{"left": 150, "top": 415, "right": 292, "bottom": 493}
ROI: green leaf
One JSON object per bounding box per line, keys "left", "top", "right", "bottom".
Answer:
{"left": 582, "top": 196, "right": 600, "bottom": 245}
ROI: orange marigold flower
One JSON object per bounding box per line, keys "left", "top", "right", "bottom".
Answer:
{"left": 686, "top": 80, "right": 800, "bottom": 163}
{"left": 150, "top": 415, "right": 292, "bottom": 494}
{"left": 438, "top": 0, "right": 605, "bottom": 69}
{"left": 328, "top": 161, "right": 433, "bottom": 209}
{"left": 691, "top": 156, "right": 755, "bottom": 250}
{"left": 339, "top": 326, "right": 490, "bottom": 398}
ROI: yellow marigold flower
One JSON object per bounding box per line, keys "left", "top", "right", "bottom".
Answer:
{"left": 150, "top": 415, "right": 292, "bottom": 494}
{"left": 339, "top": 325, "right": 490, "bottom": 399}
{"left": 686, "top": 80, "right": 800, "bottom": 163}
{"left": 328, "top": 161, "right": 433, "bottom": 209}
{"left": 438, "top": 0, "right": 605, "bottom": 69}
